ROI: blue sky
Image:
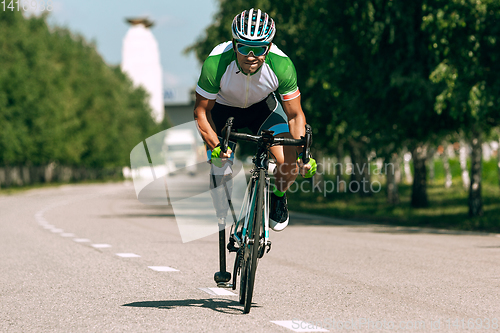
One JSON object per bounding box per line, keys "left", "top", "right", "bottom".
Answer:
{"left": 44, "top": 0, "right": 219, "bottom": 104}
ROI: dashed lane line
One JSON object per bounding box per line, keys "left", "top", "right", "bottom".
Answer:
{"left": 116, "top": 253, "right": 141, "bottom": 258}
{"left": 271, "top": 320, "right": 329, "bottom": 332}
{"left": 148, "top": 266, "right": 179, "bottom": 272}
{"left": 73, "top": 238, "right": 91, "bottom": 243}
{"left": 91, "top": 244, "right": 112, "bottom": 249}
{"left": 35, "top": 203, "right": 179, "bottom": 274}
{"left": 198, "top": 287, "right": 237, "bottom": 296}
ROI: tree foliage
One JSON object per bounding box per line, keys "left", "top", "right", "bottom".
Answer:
{"left": 423, "top": 0, "right": 500, "bottom": 215}
{"left": 425, "top": 0, "right": 500, "bottom": 129}
{"left": 187, "top": 0, "right": 500, "bottom": 212}
{"left": 187, "top": 0, "right": 457, "bottom": 150}
{"left": 0, "top": 11, "right": 158, "bottom": 169}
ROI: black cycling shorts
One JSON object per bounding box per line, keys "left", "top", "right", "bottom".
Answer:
{"left": 210, "top": 92, "right": 289, "bottom": 137}
{"left": 207, "top": 92, "right": 290, "bottom": 162}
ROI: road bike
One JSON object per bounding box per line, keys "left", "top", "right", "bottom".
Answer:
{"left": 213, "top": 117, "right": 312, "bottom": 313}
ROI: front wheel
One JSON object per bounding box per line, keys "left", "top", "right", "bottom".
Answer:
{"left": 243, "top": 171, "right": 264, "bottom": 313}
{"left": 238, "top": 250, "right": 246, "bottom": 304}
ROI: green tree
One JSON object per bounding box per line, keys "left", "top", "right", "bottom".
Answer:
{"left": 0, "top": 10, "right": 158, "bottom": 183}
{"left": 424, "top": 0, "right": 500, "bottom": 216}
{"left": 187, "top": 0, "right": 458, "bottom": 205}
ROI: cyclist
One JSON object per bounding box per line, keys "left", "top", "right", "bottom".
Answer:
{"left": 194, "top": 8, "right": 317, "bottom": 231}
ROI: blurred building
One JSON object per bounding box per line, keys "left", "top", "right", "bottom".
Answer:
{"left": 164, "top": 101, "right": 195, "bottom": 126}
{"left": 164, "top": 88, "right": 196, "bottom": 126}
{"left": 122, "top": 18, "right": 164, "bottom": 123}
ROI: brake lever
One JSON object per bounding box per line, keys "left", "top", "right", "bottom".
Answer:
{"left": 302, "top": 124, "right": 312, "bottom": 164}
{"left": 221, "top": 117, "right": 234, "bottom": 153}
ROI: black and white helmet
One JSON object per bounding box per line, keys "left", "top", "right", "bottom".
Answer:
{"left": 231, "top": 9, "right": 276, "bottom": 45}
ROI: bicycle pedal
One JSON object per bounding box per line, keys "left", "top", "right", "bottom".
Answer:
{"left": 227, "top": 243, "right": 239, "bottom": 253}
{"left": 217, "top": 282, "right": 233, "bottom": 288}
{"left": 258, "top": 241, "right": 272, "bottom": 258}
{"left": 227, "top": 236, "right": 239, "bottom": 253}
{"left": 228, "top": 246, "right": 239, "bottom": 253}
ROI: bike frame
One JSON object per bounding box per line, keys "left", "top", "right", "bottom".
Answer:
{"left": 230, "top": 134, "right": 273, "bottom": 250}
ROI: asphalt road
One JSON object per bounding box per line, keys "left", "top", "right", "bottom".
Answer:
{"left": 1, "top": 175, "right": 499, "bottom": 332}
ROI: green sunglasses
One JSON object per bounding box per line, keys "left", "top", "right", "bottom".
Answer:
{"left": 235, "top": 42, "right": 270, "bottom": 57}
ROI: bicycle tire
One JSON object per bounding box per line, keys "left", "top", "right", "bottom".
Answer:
{"left": 243, "top": 170, "right": 265, "bottom": 313}
{"left": 238, "top": 177, "right": 257, "bottom": 305}
{"left": 238, "top": 249, "right": 246, "bottom": 304}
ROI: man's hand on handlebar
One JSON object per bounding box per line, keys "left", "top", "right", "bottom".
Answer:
{"left": 211, "top": 145, "right": 232, "bottom": 168}
{"left": 297, "top": 153, "right": 317, "bottom": 178}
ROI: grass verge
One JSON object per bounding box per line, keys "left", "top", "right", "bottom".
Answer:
{"left": 0, "top": 177, "right": 125, "bottom": 196}
{"left": 287, "top": 167, "right": 500, "bottom": 233}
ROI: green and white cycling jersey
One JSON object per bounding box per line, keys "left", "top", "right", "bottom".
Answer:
{"left": 196, "top": 41, "right": 301, "bottom": 108}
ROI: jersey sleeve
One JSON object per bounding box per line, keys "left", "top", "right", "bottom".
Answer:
{"left": 267, "top": 47, "right": 301, "bottom": 101}
{"left": 196, "top": 42, "right": 234, "bottom": 100}
{"left": 196, "top": 56, "right": 221, "bottom": 100}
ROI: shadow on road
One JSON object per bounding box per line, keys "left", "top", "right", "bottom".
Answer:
{"left": 288, "top": 212, "right": 496, "bottom": 236}
{"left": 99, "top": 213, "right": 176, "bottom": 218}
{"left": 122, "top": 298, "right": 259, "bottom": 315}
{"left": 288, "top": 212, "right": 368, "bottom": 227}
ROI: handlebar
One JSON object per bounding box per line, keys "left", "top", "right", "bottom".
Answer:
{"left": 220, "top": 117, "right": 313, "bottom": 164}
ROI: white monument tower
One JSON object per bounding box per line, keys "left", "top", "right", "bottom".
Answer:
{"left": 122, "top": 18, "right": 164, "bottom": 123}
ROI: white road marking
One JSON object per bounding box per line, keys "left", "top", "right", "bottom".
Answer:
{"left": 34, "top": 212, "right": 47, "bottom": 223}
{"left": 42, "top": 225, "right": 54, "bottom": 229}
{"left": 91, "top": 244, "right": 112, "bottom": 248}
{"left": 271, "top": 321, "right": 329, "bottom": 332}
{"left": 50, "top": 228, "right": 64, "bottom": 233}
{"left": 60, "top": 233, "right": 76, "bottom": 237}
{"left": 116, "top": 253, "right": 141, "bottom": 258}
{"left": 148, "top": 266, "right": 179, "bottom": 272}
{"left": 198, "top": 287, "right": 236, "bottom": 296}
{"left": 73, "top": 238, "right": 91, "bottom": 243}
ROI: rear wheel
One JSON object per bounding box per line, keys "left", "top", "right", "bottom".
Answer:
{"left": 243, "top": 171, "right": 264, "bottom": 313}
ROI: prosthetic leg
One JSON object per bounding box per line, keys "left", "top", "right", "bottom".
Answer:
{"left": 210, "top": 162, "right": 236, "bottom": 287}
